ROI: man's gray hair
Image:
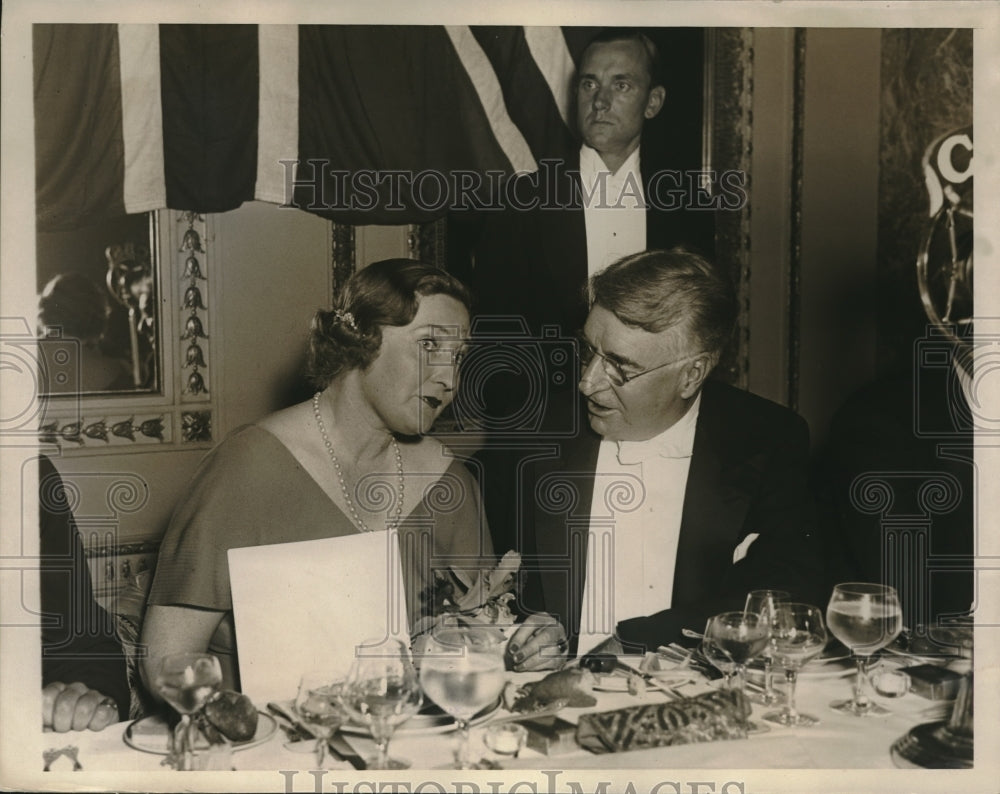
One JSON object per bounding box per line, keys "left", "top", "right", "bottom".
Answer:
{"left": 590, "top": 248, "right": 737, "bottom": 361}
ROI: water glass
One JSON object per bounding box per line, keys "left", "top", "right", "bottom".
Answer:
{"left": 744, "top": 589, "right": 790, "bottom": 704}
{"left": 419, "top": 625, "right": 507, "bottom": 769}
{"left": 339, "top": 638, "right": 422, "bottom": 769}
{"left": 826, "top": 582, "right": 903, "bottom": 716}
{"left": 153, "top": 652, "right": 222, "bottom": 771}
{"left": 763, "top": 603, "right": 828, "bottom": 727}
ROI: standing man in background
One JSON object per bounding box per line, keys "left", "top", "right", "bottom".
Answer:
{"left": 470, "top": 27, "right": 715, "bottom": 341}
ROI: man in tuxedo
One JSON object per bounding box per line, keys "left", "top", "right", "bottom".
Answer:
{"left": 498, "top": 249, "right": 823, "bottom": 664}
{"left": 470, "top": 28, "right": 715, "bottom": 341}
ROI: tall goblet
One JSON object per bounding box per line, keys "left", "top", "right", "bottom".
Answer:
{"left": 153, "top": 652, "right": 223, "bottom": 770}
{"left": 744, "top": 589, "right": 791, "bottom": 705}
{"left": 763, "top": 603, "right": 828, "bottom": 727}
{"left": 339, "top": 638, "right": 422, "bottom": 769}
{"left": 826, "top": 582, "right": 903, "bottom": 716}
{"left": 293, "top": 673, "right": 345, "bottom": 767}
{"left": 419, "top": 625, "right": 507, "bottom": 769}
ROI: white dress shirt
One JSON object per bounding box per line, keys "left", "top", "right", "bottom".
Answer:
{"left": 579, "top": 144, "right": 647, "bottom": 279}
{"left": 577, "top": 394, "right": 701, "bottom": 656}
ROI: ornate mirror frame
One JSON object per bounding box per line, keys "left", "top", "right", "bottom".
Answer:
{"left": 36, "top": 211, "right": 218, "bottom": 453}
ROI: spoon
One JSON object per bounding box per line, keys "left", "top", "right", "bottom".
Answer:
{"left": 681, "top": 628, "right": 705, "bottom": 640}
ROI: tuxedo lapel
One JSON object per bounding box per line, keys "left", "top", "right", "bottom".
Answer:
{"left": 673, "top": 385, "right": 754, "bottom": 607}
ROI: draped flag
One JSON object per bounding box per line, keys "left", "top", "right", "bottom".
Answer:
{"left": 34, "top": 23, "right": 580, "bottom": 231}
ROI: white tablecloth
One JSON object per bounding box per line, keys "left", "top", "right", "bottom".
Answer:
{"left": 35, "top": 659, "right": 953, "bottom": 775}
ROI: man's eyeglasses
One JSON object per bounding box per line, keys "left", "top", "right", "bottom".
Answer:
{"left": 576, "top": 335, "right": 698, "bottom": 387}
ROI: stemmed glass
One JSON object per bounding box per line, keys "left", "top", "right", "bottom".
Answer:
{"left": 338, "top": 638, "right": 423, "bottom": 769}
{"left": 700, "top": 621, "right": 736, "bottom": 688}
{"left": 703, "top": 611, "right": 770, "bottom": 699}
{"left": 744, "top": 589, "right": 790, "bottom": 705}
{"left": 763, "top": 603, "right": 828, "bottom": 727}
{"left": 826, "top": 582, "right": 903, "bottom": 716}
{"left": 153, "top": 652, "right": 223, "bottom": 770}
{"left": 419, "top": 625, "right": 507, "bottom": 769}
{"left": 293, "top": 672, "right": 345, "bottom": 767}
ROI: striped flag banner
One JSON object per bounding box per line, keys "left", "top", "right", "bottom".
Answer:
{"left": 34, "top": 23, "right": 578, "bottom": 231}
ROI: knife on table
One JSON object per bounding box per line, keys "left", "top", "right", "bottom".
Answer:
{"left": 326, "top": 732, "right": 367, "bottom": 771}
{"left": 266, "top": 702, "right": 367, "bottom": 770}
{"left": 580, "top": 653, "right": 687, "bottom": 699}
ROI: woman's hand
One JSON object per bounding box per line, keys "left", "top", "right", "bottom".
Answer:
{"left": 505, "top": 613, "right": 569, "bottom": 672}
{"left": 42, "top": 682, "right": 119, "bottom": 732}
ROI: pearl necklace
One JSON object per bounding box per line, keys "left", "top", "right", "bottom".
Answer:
{"left": 312, "top": 392, "right": 404, "bottom": 533}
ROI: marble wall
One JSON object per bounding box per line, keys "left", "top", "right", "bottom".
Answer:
{"left": 877, "top": 29, "right": 973, "bottom": 373}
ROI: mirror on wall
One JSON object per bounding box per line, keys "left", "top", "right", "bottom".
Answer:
{"left": 36, "top": 212, "right": 161, "bottom": 396}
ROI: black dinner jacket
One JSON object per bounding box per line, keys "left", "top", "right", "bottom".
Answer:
{"left": 814, "top": 352, "right": 975, "bottom": 632}
{"left": 496, "top": 380, "right": 825, "bottom": 655}
{"left": 469, "top": 148, "right": 716, "bottom": 340}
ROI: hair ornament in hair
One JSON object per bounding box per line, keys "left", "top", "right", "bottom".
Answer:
{"left": 332, "top": 309, "right": 358, "bottom": 331}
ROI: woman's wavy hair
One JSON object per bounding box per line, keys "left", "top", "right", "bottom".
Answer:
{"left": 308, "top": 259, "right": 472, "bottom": 388}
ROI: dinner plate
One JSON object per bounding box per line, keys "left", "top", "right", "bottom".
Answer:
{"left": 340, "top": 698, "right": 502, "bottom": 736}
{"left": 123, "top": 711, "right": 277, "bottom": 755}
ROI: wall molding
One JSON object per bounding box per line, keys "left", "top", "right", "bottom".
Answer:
{"left": 708, "top": 27, "right": 753, "bottom": 389}
{"left": 37, "top": 210, "right": 218, "bottom": 455}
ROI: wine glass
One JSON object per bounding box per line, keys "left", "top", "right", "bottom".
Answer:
{"left": 744, "top": 589, "right": 790, "bottom": 705}
{"left": 153, "top": 652, "right": 223, "bottom": 770}
{"left": 700, "top": 631, "right": 736, "bottom": 688}
{"left": 703, "top": 611, "right": 770, "bottom": 699}
{"left": 762, "top": 603, "right": 828, "bottom": 727}
{"left": 338, "top": 638, "right": 422, "bottom": 769}
{"left": 826, "top": 582, "right": 903, "bottom": 716}
{"left": 293, "top": 673, "right": 345, "bottom": 767}
{"left": 419, "top": 625, "right": 507, "bottom": 769}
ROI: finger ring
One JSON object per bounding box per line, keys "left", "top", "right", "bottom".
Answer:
{"left": 99, "top": 698, "right": 116, "bottom": 708}
{"left": 557, "top": 639, "right": 568, "bottom": 653}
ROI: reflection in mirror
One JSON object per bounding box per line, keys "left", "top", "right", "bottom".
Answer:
{"left": 36, "top": 212, "right": 160, "bottom": 396}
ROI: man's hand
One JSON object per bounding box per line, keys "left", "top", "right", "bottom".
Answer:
{"left": 506, "top": 613, "right": 569, "bottom": 672}
{"left": 43, "top": 682, "right": 120, "bottom": 732}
